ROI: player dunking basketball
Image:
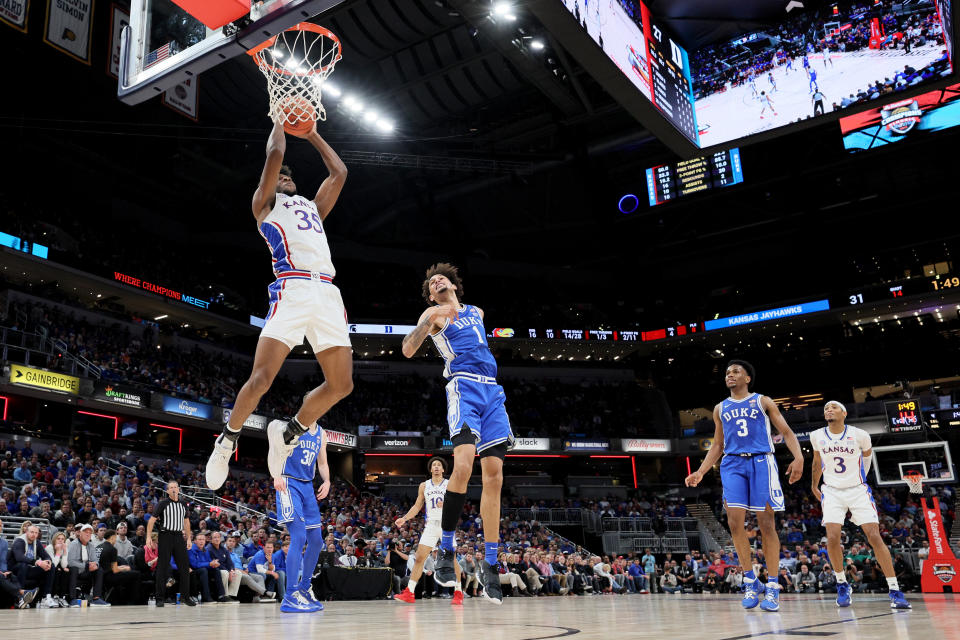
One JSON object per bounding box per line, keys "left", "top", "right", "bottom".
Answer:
{"left": 205, "top": 120, "right": 352, "bottom": 490}
{"left": 685, "top": 361, "right": 803, "bottom": 613}
{"left": 393, "top": 457, "right": 465, "bottom": 605}
{"left": 401, "top": 263, "right": 515, "bottom": 605}
{"left": 810, "top": 401, "right": 911, "bottom": 610}
{"left": 274, "top": 423, "right": 330, "bottom": 612}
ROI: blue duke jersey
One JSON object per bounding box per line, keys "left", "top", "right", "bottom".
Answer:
{"left": 720, "top": 393, "right": 774, "bottom": 455}
{"left": 281, "top": 427, "right": 325, "bottom": 481}
{"left": 430, "top": 304, "right": 498, "bottom": 380}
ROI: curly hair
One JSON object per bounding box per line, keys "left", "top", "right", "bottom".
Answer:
{"left": 421, "top": 262, "right": 464, "bottom": 305}
{"left": 427, "top": 456, "right": 448, "bottom": 474}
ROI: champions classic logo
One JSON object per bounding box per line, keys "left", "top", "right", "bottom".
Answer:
{"left": 933, "top": 563, "right": 957, "bottom": 584}
{"left": 881, "top": 99, "right": 922, "bottom": 135}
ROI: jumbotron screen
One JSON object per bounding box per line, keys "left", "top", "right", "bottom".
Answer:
{"left": 839, "top": 82, "right": 960, "bottom": 150}
{"left": 557, "top": 0, "right": 954, "bottom": 150}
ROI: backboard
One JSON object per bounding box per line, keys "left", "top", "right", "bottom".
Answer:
{"left": 872, "top": 441, "right": 955, "bottom": 487}
{"left": 118, "top": 0, "right": 346, "bottom": 104}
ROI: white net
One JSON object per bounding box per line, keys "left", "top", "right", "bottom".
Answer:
{"left": 250, "top": 24, "right": 341, "bottom": 125}
{"left": 904, "top": 473, "right": 924, "bottom": 495}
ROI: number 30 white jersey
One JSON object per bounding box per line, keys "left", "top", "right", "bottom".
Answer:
{"left": 423, "top": 478, "right": 448, "bottom": 522}
{"left": 810, "top": 425, "right": 872, "bottom": 489}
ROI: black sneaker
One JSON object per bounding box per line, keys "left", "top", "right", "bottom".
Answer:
{"left": 479, "top": 561, "right": 503, "bottom": 605}
{"left": 434, "top": 548, "right": 458, "bottom": 588}
{"left": 184, "top": 596, "right": 198, "bottom": 606}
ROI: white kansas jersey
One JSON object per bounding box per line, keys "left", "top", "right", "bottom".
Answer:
{"left": 423, "top": 478, "right": 448, "bottom": 522}
{"left": 811, "top": 425, "right": 872, "bottom": 489}
{"left": 258, "top": 193, "right": 335, "bottom": 278}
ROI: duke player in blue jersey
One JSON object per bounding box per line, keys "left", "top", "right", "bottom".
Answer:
{"left": 274, "top": 422, "right": 330, "bottom": 612}
{"left": 205, "top": 120, "right": 353, "bottom": 491}
{"left": 401, "top": 263, "right": 515, "bottom": 605}
{"left": 685, "top": 361, "right": 803, "bottom": 613}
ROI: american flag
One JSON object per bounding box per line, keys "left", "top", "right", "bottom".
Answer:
{"left": 144, "top": 42, "right": 171, "bottom": 69}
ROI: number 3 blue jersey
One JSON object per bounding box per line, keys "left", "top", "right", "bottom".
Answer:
{"left": 720, "top": 393, "right": 773, "bottom": 455}
{"left": 281, "top": 427, "right": 324, "bottom": 481}
{"left": 430, "top": 304, "right": 498, "bottom": 379}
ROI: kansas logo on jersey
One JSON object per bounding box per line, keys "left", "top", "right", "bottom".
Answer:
{"left": 280, "top": 197, "right": 314, "bottom": 210}
{"left": 821, "top": 444, "right": 859, "bottom": 455}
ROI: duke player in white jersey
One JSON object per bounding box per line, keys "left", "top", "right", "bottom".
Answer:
{"left": 274, "top": 423, "right": 330, "bottom": 612}
{"left": 685, "top": 360, "right": 803, "bottom": 613}
{"left": 392, "top": 457, "right": 464, "bottom": 605}
{"left": 205, "top": 120, "right": 353, "bottom": 490}
{"left": 401, "top": 263, "right": 515, "bottom": 605}
{"left": 810, "top": 401, "right": 911, "bottom": 610}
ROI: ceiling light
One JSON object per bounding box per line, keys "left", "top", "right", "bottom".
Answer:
{"left": 376, "top": 119, "right": 394, "bottom": 132}
{"left": 493, "top": 2, "right": 511, "bottom": 16}
{"left": 364, "top": 110, "right": 379, "bottom": 122}
{"left": 323, "top": 81, "right": 341, "bottom": 97}
{"left": 530, "top": 39, "right": 544, "bottom": 50}
{"left": 154, "top": 315, "right": 168, "bottom": 320}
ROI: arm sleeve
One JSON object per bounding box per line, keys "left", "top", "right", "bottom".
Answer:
{"left": 858, "top": 430, "right": 874, "bottom": 475}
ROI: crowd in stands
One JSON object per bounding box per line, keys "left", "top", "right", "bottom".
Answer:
{"left": 693, "top": 3, "right": 948, "bottom": 100}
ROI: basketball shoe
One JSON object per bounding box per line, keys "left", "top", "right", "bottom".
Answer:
{"left": 451, "top": 590, "right": 464, "bottom": 605}
{"left": 303, "top": 587, "right": 324, "bottom": 611}
{"left": 280, "top": 591, "right": 314, "bottom": 613}
{"left": 836, "top": 582, "right": 852, "bottom": 607}
{"left": 759, "top": 582, "right": 781, "bottom": 612}
{"left": 889, "top": 590, "right": 911, "bottom": 609}
{"left": 741, "top": 578, "right": 760, "bottom": 609}
{"left": 434, "top": 548, "right": 458, "bottom": 587}
{"left": 267, "top": 419, "right": 302, "bottom": 478}
{"left": 394, "top": 589, "right": 415, "bottom": 604}
{"left": 206, "top": 433, "right": 236, "bottom": 489}
{"left": 479, "top": 560, "right": 503, "bottom": 605}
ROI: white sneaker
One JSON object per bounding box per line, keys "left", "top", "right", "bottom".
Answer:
{"left": 267, "top": 420, "right": 297, "bottom": 479}
{"left": 206, "top": 433, "right": 237, "bottom": 490}
{"left": 40, "top": 594, "right": 57, "bottom": 608}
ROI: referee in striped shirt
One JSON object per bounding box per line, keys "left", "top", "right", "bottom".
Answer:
{"left": 146, "top": 480, "right": 196, "bottom": 606}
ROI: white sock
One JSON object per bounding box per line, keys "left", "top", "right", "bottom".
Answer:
{"left": 454, "top": 583, "right": 462, "bottom": 593}
{"left": 835, "top": 571, "right": 847, "bottom": 584}
{"left": 225, "top": 425, "right": 242, "bottom": 433}
{"left": 886, "top": 577, "right": 900, "bottom": 591}
{"left": 407, "top": 580, "right": 417, "bottom": 592}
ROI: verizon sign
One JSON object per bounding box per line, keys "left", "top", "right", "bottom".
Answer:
{"left": 621, "top": 438, "right": 672, "bottom": 453}
{"left": 325, "top": 430, "right": 357, "bottom": 448}
{"left": 512, "top": 437, "right": 550, "bottom": 451}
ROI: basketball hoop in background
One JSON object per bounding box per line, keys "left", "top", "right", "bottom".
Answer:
{"left": 248, "top": 23, "right": 342, "bottom": 134}
{"left": 903, "top": 470, "right": 925, "bottom": 494}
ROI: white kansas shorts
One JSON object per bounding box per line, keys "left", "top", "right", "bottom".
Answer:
{"left": 821, "top": 484, "right": 879, "bottom": 526}
{"left": 419, "top": 520, "right": 442, "bottom": 549}
{"left": 261, "top": 276, "right": 352, "bottom": 353}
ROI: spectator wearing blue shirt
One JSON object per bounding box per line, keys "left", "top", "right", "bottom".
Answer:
{"left": 247, "top": 540, "right": 282, "bottom": 598}
{"left": 188, "top": 532, "right": 227, "bottom": 603}
{"left": 272, "top": 540, "right": 289, "bottom": 598}
{"left": 13, "top": 461, "right": 32, "bottom": 483}
{"left": 779, "top": 551, "right": 798, "bottom": 573}
{"left": 628, "top": 558, "right": 649, "bottom": 593}
{"left": 786, "top": 527, "right": 804, "bottom": 544}
{"left": 224, "top": 533, "right": 270, "bottom": 601}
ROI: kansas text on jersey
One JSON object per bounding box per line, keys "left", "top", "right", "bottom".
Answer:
{"left": 259, "top": 193, "right": 336, "bottom": 280}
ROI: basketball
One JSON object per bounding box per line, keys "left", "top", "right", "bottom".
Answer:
{"left": 280, "top": 98, "right": 316, "bottom": 136}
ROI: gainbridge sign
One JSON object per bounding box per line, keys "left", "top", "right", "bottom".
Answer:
{"left": 9, "top": 364, "right": 80, "bottom": 394}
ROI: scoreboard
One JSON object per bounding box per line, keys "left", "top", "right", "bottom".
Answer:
{"left": 885, "top": 399, "right": 924, "bottom": 433}
{"left": 645, "top": 148, "right": 743, "bottom": 206}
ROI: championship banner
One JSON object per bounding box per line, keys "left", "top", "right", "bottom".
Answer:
{"left": 107, "top": 3, "right": 128, "bottom": 78}
{"left": 43, "top": 0, "right": 94, "bottom": 64}
{"left": 325, "top": 430, "right": 357, "bottom": 448}
{"left": 920, "top": 496, "right": 960, "bottom": 592}
{"left": 93, "top": 382, "right": 144, "bottom": 408}
{"left": 162, "top": 77, "right": 199, "bottom": 121}
{"left": 621, "top": 438, "right": 671, "bottom": 453}
{"left": 9, "top": 364, "right": 79, "bottom": 394}
{"left": 512, "top": 437, "right": 550, "bottom": 451}
{"left": 220, "top": 408, "right": 267, "bottom": 431}
{"left": 159, "top": 394, "right": 214, "bottom": 420}
{"left": 0, "top": 0, "right": 30, "bottom": 32}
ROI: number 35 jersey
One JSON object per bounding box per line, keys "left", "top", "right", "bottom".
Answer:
{"left": 259, "top": 193, "right": 335, "bottom": 278}
{"left": 720, "top": 392, "right": 774, "bottom": 455}
{"left": 282, "top": 427, "right": 325, "bottom": 481}
{"left": 430, "top": 304, "right": 498, "bottom": 380}
{"left": 810, "top": 425, "right": 872, "bottom": 489}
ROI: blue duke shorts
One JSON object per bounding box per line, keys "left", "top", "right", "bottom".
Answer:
{"left": 720, "top": 453, "right": 785, "bottom": 512}
{"left": 276, "top": 477, "right": 323, "bottom": 529}
{"left": 445, "top": 375, "right": 515, "bottom": 454}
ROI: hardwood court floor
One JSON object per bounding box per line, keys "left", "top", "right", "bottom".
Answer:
{"left": 2, "top": 592, "right": 954, "bottom": 640}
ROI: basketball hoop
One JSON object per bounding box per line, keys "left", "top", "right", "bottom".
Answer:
{"left": 904, "top": 471, "right": 925, "bottom": 495}
{"left": 248, "top": 23, "right": 342, "bottom": 125}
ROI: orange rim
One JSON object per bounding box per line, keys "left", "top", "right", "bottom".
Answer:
{"left": 247, "top": 22, "right": 342, "bottom": 75}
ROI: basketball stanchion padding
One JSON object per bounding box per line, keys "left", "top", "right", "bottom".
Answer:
{"left": 248, "top": 23, "right": 342, "bottom": 134}
{"left": 169, "top": 0, "right": 249, "bottom": 30}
